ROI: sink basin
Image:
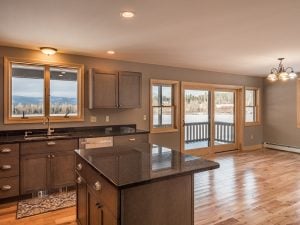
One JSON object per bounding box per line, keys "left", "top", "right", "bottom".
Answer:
{"left": 24, "top": 134, "right": 72, "bottom": 141}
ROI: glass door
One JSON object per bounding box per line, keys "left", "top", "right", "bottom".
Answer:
{"left": 182, "top": 83, "right": 239, "bottom": 155}
{"left": 213, "top": 90, "right": 237, "bottom": 152}
{"left": 182, "top": 88, "right": 211, "bottom": 155}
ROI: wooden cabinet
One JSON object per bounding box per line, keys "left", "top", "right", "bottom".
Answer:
{"left": 89, "top": 69, "right": 142, "bottom": 109}
{"left": 76, "top": 156, "right": 118, "bottom": 225}
{"left": 118, "top": 71, "right": 142, "bottom": 108}
{"left": 20, "top": 139, "right": 78, "bottom": 194}
{"left": 76, "top": 174, "right": 87, "bottom": 225}
{"left": 21, "top": 153, "right": 49, "bottom": 193}
{"left": 0, "top": 144, "right": 19, "bottom": 199}
{"left": 50, "top": 151, "right": 75, "bottom": 188}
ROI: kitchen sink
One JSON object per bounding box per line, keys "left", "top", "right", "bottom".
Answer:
{"left": 24, "top": 134, "right": 72, "bottom": 141}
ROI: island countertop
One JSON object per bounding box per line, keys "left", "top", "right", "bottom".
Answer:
{"left": 75, "top": 143, "right": 220, "bottom": 188}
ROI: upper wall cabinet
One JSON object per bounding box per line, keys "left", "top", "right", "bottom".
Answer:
{"left": 88, "top": 69, "right": 142, "bottom": 109}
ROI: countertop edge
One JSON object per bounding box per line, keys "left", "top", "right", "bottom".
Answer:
{"left": 75, "top": 150, "right": 220, "bottom": 189}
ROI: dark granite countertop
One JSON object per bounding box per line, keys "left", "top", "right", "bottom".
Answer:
{"left": 75, "top": 143, "right": 220, "bottom": 188}
{"left": 0, "top": 124, "right": 148, "bottom": 144}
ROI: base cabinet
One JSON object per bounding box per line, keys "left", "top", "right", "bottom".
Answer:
{"left": 21, "top": 139, "right": 78, "bottom": 194}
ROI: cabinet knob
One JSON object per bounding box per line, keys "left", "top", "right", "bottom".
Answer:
{"left": 0, "top": 148, "right": 12, "bottom": 153}
{"left": 47, "top": 154, "right": 51, "bottom": 158}
{"left": 76, "top": 176, "right": 83, "bottom": 184}
{"left": 76, "top": 163, "right": 83, "bottom": 171}
{"left": 1, "top": 165, "right": 12, "bottom": 170}
{"left": 51, "top": 154, "right": 55, "bottom": 158}
{"left": 47, "top": 141, "right": 56, "bottom": 146}
{"left": 93, "top": 181, "right": 102, "bottom": 191}
{"left": 1, "top": 185, "right": 12, "bottom": 191}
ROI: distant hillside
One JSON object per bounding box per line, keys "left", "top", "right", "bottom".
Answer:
{"left": 12, "top": 96, "right": 77, "bottom": 105}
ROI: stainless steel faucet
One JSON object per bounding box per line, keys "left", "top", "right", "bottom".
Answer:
{"left": 44, "top": 116, "right": 54, "bottom": 136}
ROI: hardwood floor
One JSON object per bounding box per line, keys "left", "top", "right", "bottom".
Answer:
{"left": 195, "top": 149, "right": 300, "bottom": 225}
{"left": 0, "top": 149, "right": 299, "bottom": 225}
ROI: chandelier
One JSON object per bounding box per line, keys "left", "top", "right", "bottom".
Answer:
{"left": 267, "top": 58, "right": 297, "bottom": 82}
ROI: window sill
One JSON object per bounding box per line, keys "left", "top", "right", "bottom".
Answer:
{"left": 150, "top": 128, "right": 178, "bottom": 134}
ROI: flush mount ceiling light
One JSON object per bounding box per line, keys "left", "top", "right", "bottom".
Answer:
{"left": 107, "top": 50, "right": 115, "bottom": 55}
{"left": 40, "top": 47, "right": 57, "bottom": 56}
{"left": 267, "top": 58, "right": 298, "bottom": 82}
{"left": 121, "top": 11, "right": 135, "bottom": 18}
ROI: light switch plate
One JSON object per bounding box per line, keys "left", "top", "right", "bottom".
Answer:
{"left": 143, "top": 115, "right": 147, "bottom": 120}
{"left": 90, "top": 116, "right": 97, "bottom": 123}
{"left": 105, "top": 115, "right": 110, "bottom": 122}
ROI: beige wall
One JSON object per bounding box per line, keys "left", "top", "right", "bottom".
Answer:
{"left": 264, "top": 79, "right": 300, "bottom": 147}
{"left": 0, "top": 46, "right": 263, "bottom": 149}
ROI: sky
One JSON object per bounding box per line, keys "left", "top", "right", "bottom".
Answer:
{"left": 12, "top": 77, "right": 77, "bottom": 98}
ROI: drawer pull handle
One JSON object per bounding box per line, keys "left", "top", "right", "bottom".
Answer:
{"left": 76, "top": 163, "right": 83, "bottom": 171}
{"left": 1, "top": 165, "right": 12, "bottom": 170}
{"left": 1, "top": 148, "right": 12, "bottom": 153}
{"left": 47, "top": 141, "right": 56, "bottom": 146}
{"left": 129, "top": 138, "right": 136, "bottom": 141}
{"left": 76, "top": 176, "right": 82, "bottom": 184}
{"left": 96, "top": 202, "right": 103, "bottom": 209}
{"left": 1, "top": 185, "right": 12, "bottom": 191}
{"left": 93, "top": 181, "right": 102, "bottom": 191}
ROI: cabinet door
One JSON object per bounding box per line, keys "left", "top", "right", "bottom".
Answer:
{"left": 89, "top": 69, "right": 118, "bottom": 109}
{"left": 21, "top": 153, "right": 49, "bottom": 194}
{"left": 118, "top": 71, "right": 142, "bottom": 108}
{"left": 50, "top": 151, "right": 75, "bottom": 188}
{"left": 77, "top": 175, "right": 87, "bottom": 225}
{"left": 87, "top": 185, "right": 102, "bottom": 225}
{"left": 87, "top": 185, "right": 117, "bottom": 225}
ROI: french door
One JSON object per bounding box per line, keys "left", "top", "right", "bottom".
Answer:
{"left": 181, "top": 83, "right": 241, "bottom": 155}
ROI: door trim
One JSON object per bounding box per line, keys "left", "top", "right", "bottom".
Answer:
{"left": 180, "top": 82, "right": 244, "bottom": 155}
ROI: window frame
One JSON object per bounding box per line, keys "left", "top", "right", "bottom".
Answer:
{"left": 150, "top": 79, "right": 179, "bottom": 133}
{"left": 297, "top": 79, "right": 300, "bottom": 128}
{"left": 4, "top": 57, "right": 84, "bottom": 124}
{"left": 244, "top": 87, "right": 261, "bottom": 126}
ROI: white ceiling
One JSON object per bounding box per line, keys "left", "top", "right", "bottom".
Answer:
{"left": 0, "top": 0, "right": 300, "bottom": 76}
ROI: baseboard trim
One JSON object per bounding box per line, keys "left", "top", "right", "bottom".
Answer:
{"left": 264, "top": 143, "right": 300, "bottom": 154}
{"left": 241, "top": 144, "right": 263, "bottom": 151}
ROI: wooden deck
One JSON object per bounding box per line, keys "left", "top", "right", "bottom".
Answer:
{"left": 0, "top": 148, "right": 299, "bottom": 225}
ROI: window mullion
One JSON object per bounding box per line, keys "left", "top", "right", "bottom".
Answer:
{"left": 45, "top": 66, "right": 50, "bottom": 117}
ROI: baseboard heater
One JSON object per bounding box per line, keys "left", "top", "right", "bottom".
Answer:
{"left": 264, "top": 142, "right": 300, "bottom": 154}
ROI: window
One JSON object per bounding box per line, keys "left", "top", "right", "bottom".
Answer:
{"left": 4, "top": 57, "right": 84, "bottom": 124}
{"left": 150, "top": 79, "right": 179, "bottom": 133}
{"left": 245, "top": 88, "right": 260, "bottom": 125}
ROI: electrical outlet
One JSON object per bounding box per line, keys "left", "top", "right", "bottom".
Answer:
{"left": 90, "top": 116, "right": 97, "bottom": 123}
{"left": 143, "top": 115, "right": 147, "bottom": 121}
{"left": 105, "top": 115, "right": 110, "bottom": 122}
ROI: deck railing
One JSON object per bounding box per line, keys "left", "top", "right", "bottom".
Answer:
{"left": 184, "top": 121, "right": 234, "bottom": 144}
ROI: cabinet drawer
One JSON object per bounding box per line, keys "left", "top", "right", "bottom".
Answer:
{"left": 0, "top": 157, "right": 19, "bottom": 178}
{"left": 0, "top": 144, "right": 19, "bottom": 157}
{"left": 75, "top": 156, "right": 118, "bottom": 217}
{"left": 21, "top": 139, "right": 78, "bottom": 155}
{"left": 0, "top": 176, "right": 19, "bottom": 199}
{"left": 113, "top": 134, "right": 148, "bottom": 146}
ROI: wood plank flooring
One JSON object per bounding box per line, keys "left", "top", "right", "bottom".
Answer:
{"left": 195, "top": 149, "right": 300, "bottom": 225}
{"left": 0, "top": 149, "right": 299, "bottom": 225}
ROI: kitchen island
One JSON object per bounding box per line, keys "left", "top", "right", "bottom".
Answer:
{"left": 75, "top": 143, "right": 219, "bottom": 225}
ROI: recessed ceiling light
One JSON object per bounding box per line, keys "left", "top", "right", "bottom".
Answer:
{"left": 40, "top": 47, "right": 57, "bottom": 55}
{"left": 121, "top": 11, "right": 135, "bottom": 18}
{"left": 107, "top": 50, "right": 115, "bottom": 55}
